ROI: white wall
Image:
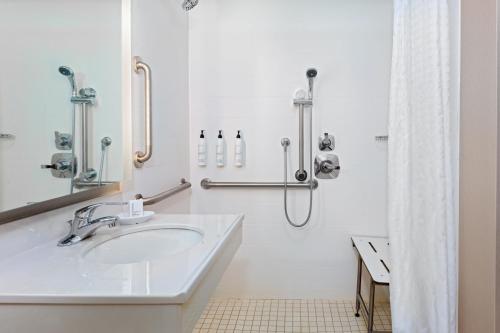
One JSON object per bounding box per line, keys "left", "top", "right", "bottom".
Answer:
{"left": 0, "top": 0, "right": 123, "bottom": 211}
{"left": 125, "top": 0, "right": 191, "bottom": 213}
{"left": 189, "top": 0, "right": 393, "bottom": 299}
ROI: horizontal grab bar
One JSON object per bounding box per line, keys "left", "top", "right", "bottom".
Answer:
{"left": 200, "top": 178, "right": 319, "bottom": 190}
{"left": 135, "top": 178, "right": 191, "bottom": 206}
{"left": 73, "top": 181, "right": 119, "bottom": 189}
{"left": 0, "top": 133, "right": 15, "bottom": 139}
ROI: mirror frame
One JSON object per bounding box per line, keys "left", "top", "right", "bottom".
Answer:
{"left": 0, "top": 183, "right": 121, "bottom": 224}
{"left": 0, "top": 0, "right": 131, "bottom": 225}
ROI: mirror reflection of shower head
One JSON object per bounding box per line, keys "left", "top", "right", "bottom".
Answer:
{"left": 58, "top": 66, "right": 77, "bottom": 96}
{"left": 306, "top": 68, "right": 318, "bottom": 99}
{"left": 101, "top": 137, "right": 112, "bottom": 150}
{"left": 181, "top": 0, "right": 198, "bottom": 11}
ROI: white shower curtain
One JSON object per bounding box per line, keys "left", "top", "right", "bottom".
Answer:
{"left": 388, "top": 1, "right": 456, "bottom": 332}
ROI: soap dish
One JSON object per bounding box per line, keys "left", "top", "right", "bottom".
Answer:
{"left": 118, "top": 211, "right": 155, "bottom": 225}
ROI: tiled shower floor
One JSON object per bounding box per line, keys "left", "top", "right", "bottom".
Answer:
{"left": 193, "top": 299, "right": 391, "bottom": 333}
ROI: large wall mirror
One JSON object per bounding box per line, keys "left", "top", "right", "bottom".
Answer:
{"left": 0, "top": 0, "right": 126, "bottom": 222}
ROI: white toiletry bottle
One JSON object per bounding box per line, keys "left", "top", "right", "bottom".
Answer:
{"left": 216, "top": 130, "right": 225, "bottom": 167}
{"left": 197, "top": 130, "right": 207, "bottom": 166}
{"left": 234, "top": 130, "right": 244, "bottom": 167}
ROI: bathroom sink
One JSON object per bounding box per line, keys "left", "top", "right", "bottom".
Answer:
{"left": 82, "top": 226, "right": 203, "bottom": 264}
{"left": 0, "top": 214, "right": 243, "bottom": 333}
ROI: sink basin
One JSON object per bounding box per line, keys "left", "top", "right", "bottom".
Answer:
{"left": 82, "top": 227, "right": 203, "bottom": 264}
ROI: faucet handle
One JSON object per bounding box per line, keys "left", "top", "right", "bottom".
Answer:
{"left": 74, "top": 202, "right": 126, "bottom": 220}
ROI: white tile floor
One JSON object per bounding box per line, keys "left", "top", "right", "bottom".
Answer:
{"left": 193, "top": 299, "right": 392, "bottom": 333}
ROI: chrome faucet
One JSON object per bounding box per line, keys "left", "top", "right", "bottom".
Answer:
{"left": 58, "top": 202, "right": 125, "bottom": 247}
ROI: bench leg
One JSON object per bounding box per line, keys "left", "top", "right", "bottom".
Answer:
{"left": 355, "top": 255, "right": 362, "bottom": 317}
{"left": 368, "top": 280, "right": 376, "bottom": 333}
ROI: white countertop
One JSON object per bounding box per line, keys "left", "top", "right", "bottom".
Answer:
{"left": 0, "top": 214, "right": 243, "bottom": 304}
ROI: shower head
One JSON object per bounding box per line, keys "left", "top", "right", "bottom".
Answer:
{"left": 181, "top": 0, "right": 198, "bottom": 11}
{"left": 306, "top": 68, "right": 318, "bottom": 98}
{"left": 58, "top": 66, "right": 73, "bottom": 77}
{"left": 306, "top": 68, "right": 318, "bottom": 78}
{"left": 58, "top": 66, "right": 77, "bottom": 96}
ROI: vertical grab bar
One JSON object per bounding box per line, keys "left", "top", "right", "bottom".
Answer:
{"left": 298, "top": 103, "right": 305, "bottom": 176}
{"left": 133, "top": 57, "right": 153, "bottom": 168}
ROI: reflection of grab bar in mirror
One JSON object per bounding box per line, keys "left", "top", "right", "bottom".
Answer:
{"left": 73, "top": 181, "right": 119, "bottom": 189}
{"left": 375, "top": 135, "right": 389, "bottom": 141}
{"left": 133, "top": 57, "right": 153, "bottom": 168}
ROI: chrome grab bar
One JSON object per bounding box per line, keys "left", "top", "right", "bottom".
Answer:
{"left": 201, "top": 178, "right": 319, "bottom": 190}
{"left": 135, "top": 178, "right": 191, "bottom": 206}
{"left": 73, "top": 180, "right": 118, "bottom": 189}
{"left": 133, "top": 57, "right": 153, "bottom": 168}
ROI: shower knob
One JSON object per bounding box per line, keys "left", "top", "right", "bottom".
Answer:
{"left": 314, "top": 154, "right": 340, "bottom": 179}
{"left": 55, "top": 131, "right": 72, "bottom": 150}
{"left": 319, "top": 160, "right": 336, "bottom": 173}
{"left": 318, "top": 133, "right": 335, "bottom": 151}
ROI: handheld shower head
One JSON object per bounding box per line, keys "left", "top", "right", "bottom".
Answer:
{"left": 181, "top": 0, "right": 198, "bottom": 11}
{"left": 306, "top": 68, "right": 318, "bottom": 78}
{"left": 58, "top": 66, "right": 77, "bottom": 96}
{"left": 58, "top": 66, "right": 73, "bottom": 77}
{"left": 306, "top": 68, "right": 318, "bottom": 99}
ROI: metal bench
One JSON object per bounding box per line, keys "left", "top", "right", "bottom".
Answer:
{"left": 351, "top": 236, "right": 391, "bottom": 333}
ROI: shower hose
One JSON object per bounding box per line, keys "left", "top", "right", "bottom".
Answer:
{"left": 283, "top": 108, "right": 314, "bottom": 228}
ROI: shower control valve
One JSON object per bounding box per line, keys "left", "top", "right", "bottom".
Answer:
{"left": 319, "top": 133, "right": 335, "bottom": 151}
{"left": 314, "top": 154, "right": 340, "bottom": 179}
{"left": 55, "top": 131, "right": 72, "bottom": 150}
{"left": 41, "top": 153, "right": 76, "bottom": 179}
